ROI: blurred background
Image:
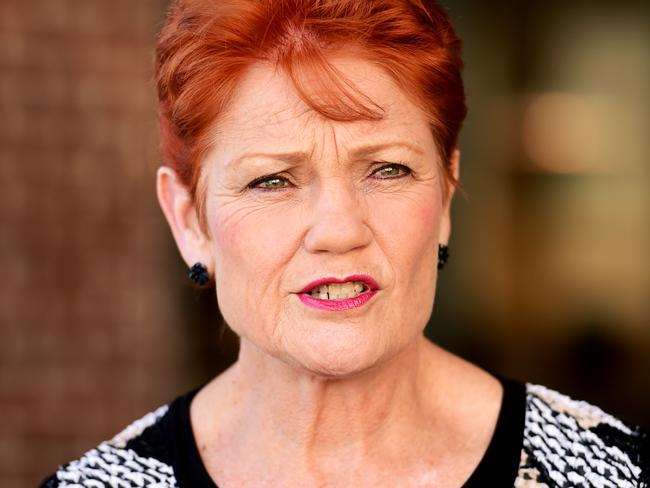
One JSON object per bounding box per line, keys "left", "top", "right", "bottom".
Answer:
{"left": 0, "top": 0, "right": 648, "bottom": 486}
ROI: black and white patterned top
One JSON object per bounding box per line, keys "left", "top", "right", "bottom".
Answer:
{"left": 40, "top": 378, "right": 649, "bottom": 487}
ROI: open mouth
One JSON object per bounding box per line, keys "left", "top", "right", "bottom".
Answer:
{"left": 296, "top": 275, "right": 379, "bottom": 310}
{"left": 306, "top": 281, "right": 371, "bottom": 300}
{"left": 298, "top": 282, "right": 378, "bottom": 311}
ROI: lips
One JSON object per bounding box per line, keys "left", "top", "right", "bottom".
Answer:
{"left": 297, "top": 274, "right": 380, "bottom": 294}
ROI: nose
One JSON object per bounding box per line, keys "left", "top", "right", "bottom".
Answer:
{"left": 303, "top": 176, "right": 372, "bottom": 255}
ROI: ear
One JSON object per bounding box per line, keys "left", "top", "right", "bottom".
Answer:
{"left": 156, "top": 166, "right": 213, "bottom": 273}
{"left": 438, "top": 148, "right": 460, "bottom": 245}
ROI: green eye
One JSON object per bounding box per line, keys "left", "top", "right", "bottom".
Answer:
{"left": 248, "top": 175, "right": 290, "bottom": 191}
{"left": 372, "top": 163, "right": 410, "bottom": 179}
{"left": 260, "top": 177, "right": 286, "bottom": 188}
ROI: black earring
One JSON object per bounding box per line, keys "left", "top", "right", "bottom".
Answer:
{"left": 188, "top": 262, "right": 210, "bottom": 286}
{"left": 438, "top": 244, "right": 449, "bottom": 270}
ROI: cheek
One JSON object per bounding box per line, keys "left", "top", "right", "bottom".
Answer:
{"left": 207, "top": 202, "right": 301, "bottom": 327}
{"left": 372, "top": 191, "right": 442, "bottom": 327}
{"left": 374, "top": 192, "right": 442, "bottom": 265}
{"left": 409, "top": 197, "right": 442, "bottom": 278}
{"left": 210, "top": 203, "right": 298, "bottom": 265}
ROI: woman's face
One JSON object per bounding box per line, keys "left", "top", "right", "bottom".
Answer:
{"left": 198, "top": 57, "right": 455, "bottom": 377}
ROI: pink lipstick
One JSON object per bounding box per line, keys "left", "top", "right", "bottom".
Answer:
{"left": 296, "top": 274, "right": 379, "bottom": 312}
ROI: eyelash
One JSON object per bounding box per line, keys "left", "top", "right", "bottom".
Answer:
{"left": 247, "top": 162, "right": 412, "bottom": 192}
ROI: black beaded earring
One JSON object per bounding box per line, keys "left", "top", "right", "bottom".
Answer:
{"left": 438, "top": 244, "right": 449, "bottom": 270}
{"left": 188, "top": 262, "right": 210, "bottom": 286}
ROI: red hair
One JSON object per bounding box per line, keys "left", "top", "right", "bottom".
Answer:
{"left": 155, "top": 0, "right": 466, "bottom": 217}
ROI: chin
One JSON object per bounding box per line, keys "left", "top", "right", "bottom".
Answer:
{"left": 283, "top": 326, "right": 391, "bottom": 378}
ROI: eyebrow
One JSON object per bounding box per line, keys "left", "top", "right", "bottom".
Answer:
{"left": 352, "top": 142, "right": 425, "bottom": 159}
{"left": 227, "top": 151, "right": 308, "bottom": 171}
{"left": 227, "top": 142, "right": 424, "bottom": 170}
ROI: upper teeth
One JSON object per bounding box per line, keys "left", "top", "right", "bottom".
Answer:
{"left": 309, "top": 281, "right": 369, "bottom": 299}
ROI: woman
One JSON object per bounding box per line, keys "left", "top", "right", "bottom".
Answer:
{"left": 41, "top": 0, "right": 647, "bottom": 486}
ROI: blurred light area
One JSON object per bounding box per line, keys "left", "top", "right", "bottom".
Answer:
{"left": 520, "top": 2, "right": 649, "bottom": 176}
{"left": 510, "top": 0, "right": 649, "bottom": 336}
{"left": 434, "top": 0, "right": 649, "bottom": 426}
{"left": 513, "top": 177, "right": 649, "bottom": 334}
{"left": 521, "top": 92, "right": 624, "bottom": 174}
{"left": 522, "top": 2, "right": 650, "bottom": 175}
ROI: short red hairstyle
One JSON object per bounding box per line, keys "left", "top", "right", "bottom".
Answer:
{"left": 155, "top": 0, "right": 466, "bottom": 214}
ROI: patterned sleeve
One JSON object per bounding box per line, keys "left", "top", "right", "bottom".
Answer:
{"left": 640, "top": 429, "right": 650, "bottom": 485}
{"left": 519, "top": 383, "right": 649, "bottom": 487}
{"left": 36, "top": 403, "right": 174, "bottom": 488}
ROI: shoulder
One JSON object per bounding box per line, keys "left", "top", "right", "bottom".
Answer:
{"left": 517, "top": 382, "right": 649, "bottom": 487}
{"left": 39, "top": 403, "right": 179, "bottom": 487}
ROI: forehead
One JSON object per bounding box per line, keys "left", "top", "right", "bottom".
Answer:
{"left": 212, "top": 57, "right": 433, "bottom": 154}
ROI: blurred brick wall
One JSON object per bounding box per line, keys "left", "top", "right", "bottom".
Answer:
{"left": 0, "top": 1, "right": 205, "bottom": 486}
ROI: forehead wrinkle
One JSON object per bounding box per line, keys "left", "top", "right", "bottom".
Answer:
{"left": 329, "top": 122, "right": 342, "bottom": 167}
{"left": 305, "top": 119, "right": 345, "bottom": 170}
{"left": 240, "top": 104, "right": 303, "bottom": 137}
{"left": 221, "top": 107, "right": 315, "bottom": 165}
{"left": 220, "top": 76, "right": 427, "bottom": 172}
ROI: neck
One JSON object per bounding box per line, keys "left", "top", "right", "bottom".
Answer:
{"left": 195, "top": 336, "right": 452, "bottom": 474}
{"left": 191, "top": 330, "right": 507, "bottom": 488}
{"left": 192, "top": 337, "right": 503, "bottom": 486}
{"left": 239, "top": 336, "right": 434, "bottom": 453}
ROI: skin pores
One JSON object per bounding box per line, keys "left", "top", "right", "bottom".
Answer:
{"left": 200, "top": 56, "right": 453, "bottom": 378}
